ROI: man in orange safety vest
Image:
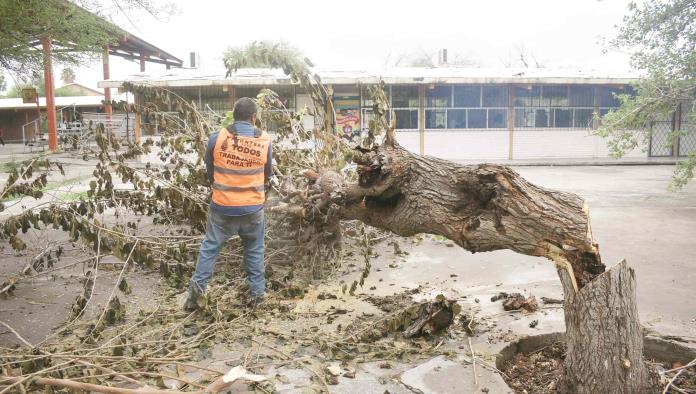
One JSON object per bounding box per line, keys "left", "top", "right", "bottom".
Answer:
{"left": 185, "top": 97, "right": 272, "bottom": 310}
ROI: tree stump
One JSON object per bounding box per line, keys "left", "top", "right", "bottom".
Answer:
{"left": 560, "top": 260, "right": 655, "bottom": 393}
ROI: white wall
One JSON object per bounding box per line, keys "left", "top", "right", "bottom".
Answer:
{"left": 397, "top": 130, "right": 509, "bottom": 161}
{"left": 393, "top": 129, "right": 647, "bottom": 161}
{"left": 513, "top": 129, "right": 645, "bottom": 159}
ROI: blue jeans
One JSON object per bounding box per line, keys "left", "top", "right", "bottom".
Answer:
{"left": 189, "top": 209, "right": 265, "bottom": 299}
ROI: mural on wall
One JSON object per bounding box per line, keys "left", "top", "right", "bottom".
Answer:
{"left": 334, "top": 95, "right": 360, "bottom": 140}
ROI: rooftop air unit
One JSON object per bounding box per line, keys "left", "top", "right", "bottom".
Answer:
{"left": 438, "top": 49, "right": 448, "bottom": 66}
{"left": 189, "top": 52, "right": 201, "bottom": 68}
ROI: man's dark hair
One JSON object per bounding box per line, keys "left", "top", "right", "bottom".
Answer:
{"left": 233, "top": 97, "right": 257, "bottom": 122}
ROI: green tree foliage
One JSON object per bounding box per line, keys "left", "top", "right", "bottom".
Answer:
{"left": 223, "top": 41, "right": 304, "bottom": 69}
{"left": 0, "top": 0, "right": 174, "bottom": 76}
{"left": 598, "top": 0, "right": 696, "bottom": 188}
{"left": 0, "top": 71, "right": 6, "bottom": 92}
{"left": 3, "top": 73, "right": 46, "bottom": 98}
{"left": 0, "top": 0, "right": 118, "bottom": 75}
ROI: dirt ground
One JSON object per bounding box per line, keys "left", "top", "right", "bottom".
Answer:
{"left": 500, "top": 341, "right": 696, "bottom": 394}
{"left": 1, "top": 156, "right": 695, "bottom": 392}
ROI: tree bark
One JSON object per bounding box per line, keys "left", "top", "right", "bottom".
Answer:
{"left": 276, "top": 132, "right": 654, "bottom": 392}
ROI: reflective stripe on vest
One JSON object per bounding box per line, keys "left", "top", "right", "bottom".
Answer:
{"left": 211, "top": 127, "right": 270, "bottom": 207}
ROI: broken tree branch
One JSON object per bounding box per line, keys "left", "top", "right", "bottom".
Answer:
{"left": 0, "top": 320, "right": 33, "bottom": 348}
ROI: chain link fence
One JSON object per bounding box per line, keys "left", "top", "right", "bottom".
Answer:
{"left": 678, "top": 117, "right": 696, "bottom": 157}
{"left": 649, "top": 111, "right": 696, "bottom": 157}
{"left": 649, "top": 120, "right": 675, "bottom": 157}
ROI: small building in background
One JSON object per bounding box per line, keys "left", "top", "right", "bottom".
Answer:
{"left": 0, "top": 94, "right": 131, "bottom": 145}
{"left": 55, "top": 83, "right": 103, "bottom": 97}
{"left": 99, "top": 67, "right": 696, "bottom": 162}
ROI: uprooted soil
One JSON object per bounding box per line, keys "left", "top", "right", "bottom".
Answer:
{"left": 501, "top": 341, "right": 565, "bottom": 393}
{"left": 501, "top": 341, "right": 696, "bottom": 394}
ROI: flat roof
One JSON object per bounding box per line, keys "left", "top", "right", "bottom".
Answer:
{"left": 99, "top": 66, "right": 641, "bottom": 89}
{"left": 0, "top": 94, "right": 129, "bottom": 110}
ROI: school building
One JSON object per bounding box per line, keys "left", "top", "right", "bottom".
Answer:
{"left": 99, "top": 66, "right": 696, "bottom": 161}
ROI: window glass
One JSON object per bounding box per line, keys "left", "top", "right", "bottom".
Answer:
{"left": 600, "top": 87, "right": 624, "bottom": 107}
{"left": 624, "top": 85, "right": 636, "bottom": 98}
{"left": 391, "top": 86, "right": 419, "bottom": 108}
{"left": 425, "top": 109, "right": 446, "bottom": 128}
{"left": 235, "top": 86, "right": 296, "bottom": 114}
{"left": 197, "top": 86, "right": 228, "bottom": 112}
{"left": 169, "top": 87, "right": 201, "bottom": 105}
{"left": 394, "top": 109, "right": 418, "bottom": 129}
{"left": 453, "top": 86, "right": 480, "bottom": 107}
{"left": 515, "top": 108, "right": 534, "bottom": 127}
{"left": 361, "top": 109, "right": 374, "bottom": 130}
{"left": 488, "top": 109, "right": 507, "bottom": 128}
{"left": 573, "top": 109, "right": 594, "bottom": 128}
{"left": 362, "top": 85, "right": 391, "bottom": 108}
{"left": 542, "top": 85, "right": 568, "bottom": 107}
{"left": 553, "top": 108, "right": 571, "bottom": 127}
{"left": 426, "top": 86, "right": 451, "bottom": 108}
{"left": 482, "top": 86, "right": 508, "bottom": 107}
{"left": 236, "top": 87, "right": 262, "bottom": 100}
{"left": 467, "top": 109, "right": 486, "bottom": 128}
{"left": 514, "top": 86, "right": 541, "bottom": 107}
{"left": 569, "top": 86, "right": 594, "bottom": 107}
{"left": 447, "top": 109, "right": 466, "bottom": 128}
{"left": 361, "top": 85, "right": 374, "bottom": 108}
{"left": 535, "top": 108, "right": 550, "bottom": 127}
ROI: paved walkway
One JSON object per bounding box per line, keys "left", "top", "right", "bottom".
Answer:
{"left": 0, "top": 142, "right": 683, "bottom": 167}
{"left": 454, "top": 156, "right": 680, "bottom": 166}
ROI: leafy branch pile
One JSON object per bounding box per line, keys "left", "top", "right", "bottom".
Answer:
{"left": 0, "top": 42, "right": 466, "bottom": 392}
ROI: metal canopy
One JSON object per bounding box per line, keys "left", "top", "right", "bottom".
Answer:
{"left": 109, "top": 31, "right": 183, "bottom": 68}
{"left": 28, "top": 1, "right": 183, "bottom": 151}
{"left": 27, "top": 1, "right": 184, "bottom": 68}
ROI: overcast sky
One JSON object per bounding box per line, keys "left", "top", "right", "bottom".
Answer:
{"left": 66, "top": 0, "right": 636, "bottom": 90}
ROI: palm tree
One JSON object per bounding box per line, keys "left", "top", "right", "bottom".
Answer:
{"left": 60, "top": 68, "right": 75, "bottom": 85}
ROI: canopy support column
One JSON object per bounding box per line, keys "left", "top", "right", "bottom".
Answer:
{"left": 41, "top": 37, "right": 57, "bottom": 151}
{"left": 418, "top": 84, "right": 425, "bottom": 155}
{"left": 103, "top": 46, "right": 112, "bottom": 117}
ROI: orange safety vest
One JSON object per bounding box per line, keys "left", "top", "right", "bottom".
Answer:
{"left": 211, "top": 125, "right": 271, "bottom": 207}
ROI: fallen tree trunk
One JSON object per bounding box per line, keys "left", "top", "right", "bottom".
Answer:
{"left": 277, "top": 128, "right": 654, "bottom": 393}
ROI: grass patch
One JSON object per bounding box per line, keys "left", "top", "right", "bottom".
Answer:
{"left": 57, "top": 190, "right": 89, "bottom": 202}
{"left": 1, "top": 176, "right": 87, "bottom": 203}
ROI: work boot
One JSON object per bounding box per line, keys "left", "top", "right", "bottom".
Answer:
{"left": 183, "top": 287, "right": 201, "bottom": 312}
{"left": 246, "top": 296, "right": 265, "bottom": 310}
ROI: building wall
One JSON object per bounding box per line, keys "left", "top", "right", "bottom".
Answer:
{"left": 395, "top": 129, "right": 646, "bottom": 162}
{"left": 129, "top": 82, "right": 655, "bottom": 161}
{"left": 397, "top": 131, "right": 509, "bottom": 161}
{"left": 0, "top": 109, "right": 35, "bottom": 142}
{"left": 513, "top": 129, "right": 645, "bottom": 159}
{"left": 0, "top": 106, "right": 110, "bottom": 143}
